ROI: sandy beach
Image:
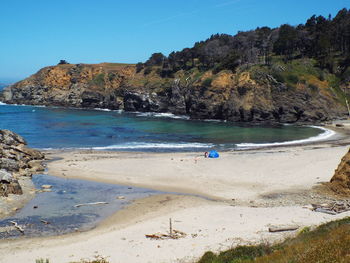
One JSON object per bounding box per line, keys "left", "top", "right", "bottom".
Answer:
{"left": 0, "top": 129, "right": 349, "bottom": 263}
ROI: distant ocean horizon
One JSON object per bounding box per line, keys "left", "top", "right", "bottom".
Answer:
{"left": 0, "top": 103, "right": 335, "bottom": 152}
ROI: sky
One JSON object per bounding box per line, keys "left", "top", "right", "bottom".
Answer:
{"left": 0, "top": 0, "right": 349, "bottom": 82}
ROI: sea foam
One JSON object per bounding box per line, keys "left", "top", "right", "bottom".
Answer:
{"left": 236, "top": 126, "right": 336, "bottom": 149}
{"left": 90, "top": 142, "right": 212, "bottom": 150}
{"left": 135, "top": 112, "right": 190, "bottom": 120}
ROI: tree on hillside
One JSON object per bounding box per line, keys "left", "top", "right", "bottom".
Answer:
{"left": 145, "top": 53, "right": 166, "bottom": 66}
{"left": 273, "top": 24, "right": 298, "bottom": 59}
{"left": 58, "top": 60, "right": 69, "bottom": 65}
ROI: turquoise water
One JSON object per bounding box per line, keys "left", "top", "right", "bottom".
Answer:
{"left": 0, "top": 103, "right": 330, "bottom": 151}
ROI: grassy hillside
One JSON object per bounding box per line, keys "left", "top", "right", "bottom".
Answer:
{"left": 198, "top": 217, "right": 350, "bottom": 263}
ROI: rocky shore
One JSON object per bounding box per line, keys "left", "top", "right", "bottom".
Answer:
{"left": 0, "top": 130, "right": 45, "bottom": 218}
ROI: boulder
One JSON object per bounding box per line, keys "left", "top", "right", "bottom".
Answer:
{"left": 0, "top": 129, "right": 45, "bottom": 197}
{"left": 0, "top": 130, "right": 45, "bottom": 176}
{"left": 0, "top": 130, "right": 26, "bottom": 146}
{"left": 0, "top": 179, "right": 23, "bottom": 197}
{"left": 0, "top": 170, "right": 14, "bottom": 183}
{"left": 329, "top": 149, "right": 350, "bottom": 195}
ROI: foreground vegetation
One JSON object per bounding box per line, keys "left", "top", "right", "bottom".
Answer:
{"left": 198, "top": 217, "right": 350, "bottom": 263}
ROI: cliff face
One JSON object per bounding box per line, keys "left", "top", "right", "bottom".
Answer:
{"left": 1, "top": 62, "right": 347, "bottom": 123}
{"left": 329, "top": 149, "right": 350, "bottom": 196}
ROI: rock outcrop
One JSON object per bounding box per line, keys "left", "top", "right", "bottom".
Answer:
{"left": 0, "top": 130, "right": 45, "bottom": 197}
{"left": 329, "top": 149, "right": 350, "bottom": 196}
{"left": 0, "top": 63, "right": 347, "bottom": 123}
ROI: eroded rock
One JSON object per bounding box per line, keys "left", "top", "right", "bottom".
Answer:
{"left": 329, "top": 149, "right": 350, "bottom": 196}
{"left": 0, "top": 130, "right": 45, "bottom": 197}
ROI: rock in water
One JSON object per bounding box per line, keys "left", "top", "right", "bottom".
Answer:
{"left": 329, "top": 149, "right": 350, "bottom": 196}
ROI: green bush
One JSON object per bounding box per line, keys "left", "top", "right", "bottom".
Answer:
{"left": 89, "top": 73, "right": 105, "bottom": 87}
{"left": 202, "top": 77, "right": 213, "bottom": 87}
{"left": 286, "top": 74, "right": 299, "bottom": 84}
{"left": 272, "top": 72, "right": 285, "bottom": 83}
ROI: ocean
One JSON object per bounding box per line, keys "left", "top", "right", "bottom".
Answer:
{"left": 0, "top": 103, "right": 334, "bottom": 151}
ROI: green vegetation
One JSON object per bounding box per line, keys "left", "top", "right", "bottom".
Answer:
{"left": 203, "top": 77, "right": 213, "bottom": 87}
{"left": 197, "top": 217, "right": 350, "bottom": 263}
{"left": 89, "top": 73, "right": 105, "bottom": 87}
{"left": 136, "top": 8, "right": 350, "bottom": 95}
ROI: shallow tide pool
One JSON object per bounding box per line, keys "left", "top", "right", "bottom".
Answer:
{"left": 0, "top": 174, "right": 161, "bottom": 238}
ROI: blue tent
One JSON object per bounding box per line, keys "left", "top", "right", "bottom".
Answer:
{"left": 208, "top": 150, "right": 219, "bottom": 158}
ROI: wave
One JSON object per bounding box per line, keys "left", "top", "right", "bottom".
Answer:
{"left": 236, "top": 126, "right": 336, "bottom": 149}
{"left": 39, "top": 142, "right": 213, "bottom": 151}
{"left": 135, "top": 112, "right": 190, "bottom": 120}
{"left": 91, "top": 142, "right": 212, "bottom": 150}
{"left": 203, "top": 119, "right": 227, "bottom": 123}
{"left": 93, "top": 108, "right": 112, "bottom": 112}
{"left": 0, "top": 102, "right": 48, "bottom": 107}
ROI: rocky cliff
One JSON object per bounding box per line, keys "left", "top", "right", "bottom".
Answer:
{"left": 1, "top": 62, "right": 347, "bottom": 123}
{"left": 329, "top": 149, "right": 350, "bottom": 196}
{"left": 0, "top": 130, "right": 45, "bottom": 197}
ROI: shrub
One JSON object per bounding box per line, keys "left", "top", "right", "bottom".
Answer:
{"left": 202, "top": 77, "right": 213, "bottom": 87}
{"left": 286, "top": 74, "right": 299, "bottom": 84}
{"left": 89, "top": 73, "right": 105, "bottom": 87}
{"left": 272, "top": 72, "right": 285, "bottom": 83}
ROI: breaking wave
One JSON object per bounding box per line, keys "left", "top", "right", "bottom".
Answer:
{"left": 135, "top": 112, "right": 190, "bottom": 120}
{"left": 236, "top": 126, "right": 336, "bottom": 149}
{"left": 90, "top": 142, "right": 212, "bottom": 150}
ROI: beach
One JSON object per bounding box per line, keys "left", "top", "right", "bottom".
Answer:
{"left": 0, "top": 129, "right": 349, "bottom": 263}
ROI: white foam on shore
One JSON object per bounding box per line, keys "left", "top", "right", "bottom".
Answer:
{"left": 236, "top": 126, "right": 336, "bottom": 149}
{"left": 0, "top": 102, "right": 47, "bottom": 107}
{"left": 93, "top": 108, "right": 112, "bottom": 112}
{"left": 135, "top": 112, "right": 190, "bottom": 120}
{"left": 91, "top": 142, "right": 212, "bottom": 150}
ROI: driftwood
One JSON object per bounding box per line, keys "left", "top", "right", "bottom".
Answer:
{"left": 268, "top": 225, "right": 299, "bottom": 233}
{"left": 145, "top": 230, "right": 187, "bottom": 240}
{"left": 146, "top": 218, "right": 187, "bottom": 240}
{"left": 314, "top": 208, "right": 337, "bottom": 215}
{"left": 9, "top": 221, "right": 24, "bottom": 234}
{"left": 311, "top": 200, "right": 350, "bottom": 215}
{"left": 74, "top": 202, "right": 108, "bottom": 208}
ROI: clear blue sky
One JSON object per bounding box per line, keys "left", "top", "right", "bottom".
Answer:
{"left": 0, "top": 0, "right": 348, "bottom": 81}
